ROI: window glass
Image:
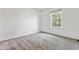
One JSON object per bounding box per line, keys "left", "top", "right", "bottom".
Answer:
{"left": 50, "top": 9, "right": 62, "bottom": 27}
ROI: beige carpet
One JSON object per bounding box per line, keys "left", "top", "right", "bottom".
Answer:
{"left": 0, "top": 33, "right": 79, "bottom": 50}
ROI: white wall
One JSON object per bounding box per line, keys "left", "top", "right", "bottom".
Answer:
{"left": 0, "top": 8, "right": 39, "bottom": 41}
{"left": 40, "top": 8, "right": 79, "bottom": 39}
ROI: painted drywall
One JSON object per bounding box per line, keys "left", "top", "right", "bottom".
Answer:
{"left": 0, "top": 8, "right": 39, "bottom": 41}
{"left": 40, "top": 8, "right": 79, "bottom": 39}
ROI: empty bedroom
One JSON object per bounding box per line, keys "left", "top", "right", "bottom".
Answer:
{"left": 0, "top": 8, "right": 79, "bottom": 50}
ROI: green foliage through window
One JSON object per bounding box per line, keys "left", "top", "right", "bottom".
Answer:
{"left": 51, "top": 9, "right": 62, "bottom": 27}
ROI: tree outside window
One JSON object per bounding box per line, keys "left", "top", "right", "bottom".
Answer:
{"left": 50, "top": 9, "right": 62, "bottom": 27}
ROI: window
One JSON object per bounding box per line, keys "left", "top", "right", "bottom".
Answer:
{"left": 50, "top": 9, "right": 62, "bottom": 27}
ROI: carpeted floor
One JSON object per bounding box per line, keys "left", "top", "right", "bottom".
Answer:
{"left": 0, "top": 33, "right": 79, "bottom": 50}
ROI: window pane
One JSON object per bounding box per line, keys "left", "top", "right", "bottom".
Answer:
{"left": 50, "top": 9, "right": 62, "bottom": 27}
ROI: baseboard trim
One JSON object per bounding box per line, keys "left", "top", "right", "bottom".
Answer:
{"left": 0, "top": 32, "right": 39, "bottom": 42}
{"left": 40, "top": 31, "right": 79, "bottom": 40}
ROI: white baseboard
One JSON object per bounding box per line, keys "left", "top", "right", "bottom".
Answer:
{"left": 0, "top": 32, "right": 39, "bottom": 42}
{"left": 40, "top": 31, "right": 79, "bottom": 40}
